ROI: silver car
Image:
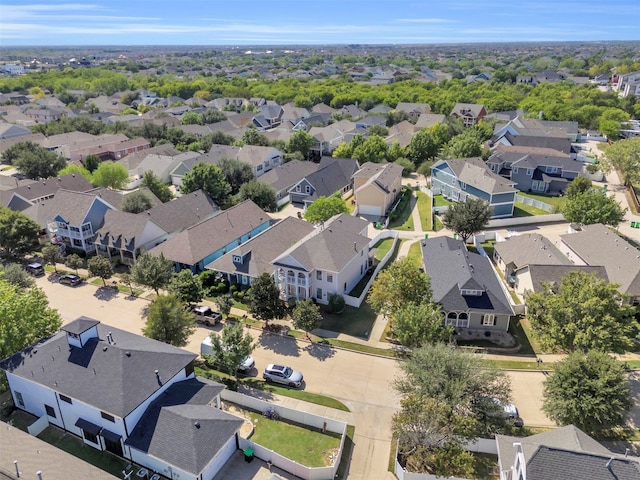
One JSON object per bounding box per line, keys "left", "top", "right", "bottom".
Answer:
{"left": 263, "top": 364, "right": 303, "bottom": 388}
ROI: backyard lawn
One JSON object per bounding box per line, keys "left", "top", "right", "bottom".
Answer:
{"left": 513, "top": 202, "right": 551, "bottom": 217}
{"left": 342, "top": 194, "right": 356, "bottom": 214}
{"left": 244, "top": 409, "right": 342, "bottom": 467}
{"left": 415, "top": 191, "right": 432, "bottom": 230}
{"left": 433, "top": 194, "right": 454, "bottom": 207}
{"left": 320, "top": 302, "right": 377, "bottom": 338}
{"left": 372, "top": 237, "right": 396, "bottom": 261}
{"left": 518, "top": 192, "right": 567, "bottom": 210}
{"left": 406, "top": 241, "right": 423, "bottom": 266}
{"left": 388, "top": 190, "right": 414, "bottom": 231}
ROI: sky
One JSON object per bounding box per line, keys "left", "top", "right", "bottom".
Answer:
{"left": 1, "top": 0, "right": 639, "bottom": 47}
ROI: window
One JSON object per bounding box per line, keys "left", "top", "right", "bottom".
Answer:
{"left": 305, "top": 185, "right": 311, "bottom": 194}
{"left": 316, "top": 288, "right": 323, "bottom": 299}
{"left": 482, "top": 314, "right": 496, "bottom": 326}
{"left": 45, "top": 404, "right": 56, "bottom": 418}
{"left": 526, "top": 169, "right": 533, "bottom": 176}
{"left": 15, "top": 392, "right": 24, "bottom": 408}
{"left": 512, "top": 167, "right": 519, "bottom": 174}
{"left": 327, "top": 273, "right": 333, "bottom": 283}
{"left": 59, "top": 394, "right": 72, "bottom": 404}
{"left": 316, "top": 270, "right": 322, "bottom": 280}
{"left": 460, "top": 182, "right": 466, "bottom": 190}
{"left": 101, "top": 411, "right": 115, "bottom": 422}
{"left": 83, "top": 429, "right": 98, "bottom": 444}
{"left": 257, "top": 164, "right": 263, "bottom": 171}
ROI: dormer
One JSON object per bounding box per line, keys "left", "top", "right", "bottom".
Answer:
{"left": 61, "top": 317, "right": 100, "bottom": 349}
{"left": 232, "top": 251, "right": 251, "bottom": 265}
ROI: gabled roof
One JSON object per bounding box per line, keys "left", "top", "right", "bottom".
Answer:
{"left": 237, "top": 145, "right": 282, "bottom": 167}
{"left": 145, "top": 190, "right": 219, "bottom": 234}
{"left": 496, "top": 425, "right": 640, "bottom": 480}
{"left": 494, "top": 234, "right": 572, "bottom": 268}
{"left": 148, "top": 200, "right": 270, "bottom": 265}
{"left": 499, "top": 131, "right": 572, "bottom": 153}
{"left": 433, "top": 157, "right": 517, "bottom": 195}
{"left": 117, "top": 143, "right": 181, "bottom": 171}
{"left": 560, "top": 223, "right": 640, "bottom": 297}
{"left": 414, "top": 113, "right": 447, "bottom": 129}
{"left": 525, "top": 264, "right": 609, "bottom": 293}
{"left": 273, "top": 213, "right": 370, "bottom": 272}
{"left": 0, "top": 318, "right": 196, "bottom": 418}
{"left": 395, "top": 102, "right": 430, "bottom": 114}
{"left": 297, "top": 157, "right": 359, "bottom": 201}
{"left": 125, "top": 377, "right": 242, "bottom": 476}
{"left": 421, "top": 237, "right": 513, "bottom": 315}
{"left": 311, "top": 102, "right": 337, "bottom": 114}
{"left": 87, "top": 187, "right": 162, "bottom": 211}
{"left": 257, "top": 159, "right": 319, "bottom": 191}
{"left": 206, "top": 216, "right": 315, "bottom": 277}
{"left": 31, "top": 189, "right": 112, "bottom": 227}
{"left": 354, "top": 162, "right": 403, "bottom": 194}
{"left": 451, "top": 103, "right": 485, "bottom": 117}
{"left": 0, "top": 173, "right": 93, "bottom": 207}
{"left": 95, "top": 210, "right": 166, "bottom": 251}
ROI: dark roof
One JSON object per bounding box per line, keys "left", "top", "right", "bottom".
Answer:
{"left": 299, "top": 157, "right": 359, "bottom": 201}
{"left": 433, "top": 157, "right": 517, "bottom": 195}
{"left": 148, "top": 200, "right": 270, "bottom": 265}
{"left": 95, "top": 210, "right": 165, "bottom": 251}
{"left": 30, "top": 189, "right": 111, "bottom": 227}
{"left": 0, "top": 318, "right": 196, "bottom": 418}
{"left": 501, "top": 132, "right": 572, "bottom": 153}
{"left": 493, "top": 234, "right": 571, "bottom": 268}
{"left": 146, "top": 189, "right": 219, "bottom": 233}
{"left": 421, "top": 237, "right": 513, "bottom": 315}
{"left": 125, "top": 377, "right": 241, "bottom": 476}
{"left": 525, "top": 265, "right": 609, "bottom": 293}
{"left": 258, "top": 159, "right": 319, "bottom": 191}
{"left": 0, "top": 173, "right": 93, "bottom": 207}
{"left": 62, "top": 317, "right": 100, "bottom": 335}
{"left": 206, "top": 216, "right": 315, "bottom": 277}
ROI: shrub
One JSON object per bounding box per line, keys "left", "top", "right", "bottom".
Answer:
{"left": 216, "top": 282, "right": 229, "bottom": 293}
{"left": 245, "top": 288, "right": 252, "bottom": 297}
{"left": 328, "top": 293, "right": 346, "bottom": 314}
{"left": 287, "top": 297, "right": 298, "bottom": 309}
{"left": 200, "top": 270, "right": 218, "bottom": 288}
{"left": 229, "top": 284, "right": 238, "bottom": 293}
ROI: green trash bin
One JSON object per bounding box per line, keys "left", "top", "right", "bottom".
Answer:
{"left": 244, "top": 447, "right": 254, "bottom": 463}
{"left": 425, "top": 234, "right": 429, "bottom": 239}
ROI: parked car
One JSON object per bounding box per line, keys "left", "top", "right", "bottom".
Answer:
{"left": 25, "top": 262, "right": 45, "bottom": 277}
{"left": 263, "top": 364, "right": 303, "bottom": 388}
{"left": 59, "top": 274, "right": 83, "bottom": 286}
{"left": 190, "top": 305, "right": 222, "bottom": 326}
{"left": 200, "top": 336, "right": 255, "bottom": 372}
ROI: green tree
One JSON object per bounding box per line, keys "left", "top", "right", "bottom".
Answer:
{"left": 141, "top": 171, "right": 174, "bottom": 203}
{"left": 83, "top": 153, "right": 101, "bottom": 173}
{"left": 369, "top": 257, "right": 432, "bottom": 319}
{"left": 441, "top": 198, "right": 492, "bottom": 243}
{"left": 41, "top": 244, "right": 63, "bottom": 272}
{"left": 304, "top": 196, "right": 348, "bottom": 223}
{"left": 88, "top": 256, "right": 113, "bottom": 286}
{"left": 0, "top": 279, "right": 62, "bottom": 364}
{"left": 291, "top": 299, "right": 323, "bottom": 340}
{"left": 143, "top": 294, "right": 196, "bottom": 347}
{"left": 130, "top": 252, "right": 175, "bottom": 295}
{"left": 201, "top": 109, "right": 226, "bottom": 124}
{"left": 14, "top": 147, "right": 66, "bottom": 180}
{"left": 526, "top": 271, "right": 636, "bottom": 353}
{"left": 180, "top": 112, "right": 203, "bottom": 125}
{"left": 205, "top": 322, "right": 255, "bottom": 380}
{"left": 562, "top": 190, "right": 626, "bottom": 227}
{"left": 58, "top": 164, "right": 93, "bottom": 182}
{"left": 249, "top": 272, "right": 285, "bottom": 324}
{"left": 543, "top": 351, "right": 633, "bottom": 435}
{"left": 352, "top": 135, "right": 388, "bottom": 163}
{"left": 286, "top": 130, "right": 315, "bottom": 159}
{"left": 0, "top": 263, "right": 34, "bottom": 289}
{"left": 218, "top": 157, "right": 254, "bottom": 195}
{"left": 217, "top": 293, "right": 233, "bottom": 319}
{"left": 121, "top": 191, "right": 153, "bottom": 213}
{"left": 181, "top": 162, "right": 231, "bottom": 207}
{"left": 92, "top": 161, "right": 129, "bottom": 189}
{"left": 0, "top": 208, "right": 40, "bottom": 259}
{"left": 394, "top": 158, "right": 415, "bottom": 177}
{"left": 408, "top": 128, "right": 439, "bottom": 164}
{"left": 241, "top": 127, "right": 270, "bottom": 146}
{"left": 168, "top": 269, "right": 204, "bottom": 305}
{"left": 64, "top": 253, "right": 84, "bottom": 275}
{"left": 443, "top": 131, "right": 483, "bottom": 159}
{"left": 602, "top": 137, "right": 640, "bottom": 186}
{"left": 565, "top": 176, "right": 592, "bottom": 199}
{"left": 119, "top": 273, "right": 135, "bottom": 296}
{"left": 392, "top": 302, "right": 453, "bottom": 348}
{"left": 238, "top": 180, "right": 277, "bottom": 212}
{"left": 598, "top": 108, "right": 630, "bottom": 141}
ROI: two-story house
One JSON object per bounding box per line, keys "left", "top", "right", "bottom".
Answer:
{"left": 308, "top": 119, "right": 357, "bottom": 156}
{"left": 352, "top": 162, "right": 403, "bottom": 217}
{"left": 0, "top": 318, "right": 243, "bottom": 480}
{"left": 147, "top": 200, "right": 273, "bottom": 273}
{"left": 257, "top": 159, "right": 320, "bottom": 207}
{"left": 431, "top": 157, "right": 517, "bottom": 218}
{"left": 421, "top": 237, "right": 514, "bottom": 330}
{"left": 272, "top": 214, "right": 371, "bottom": 305}
{"left": 289, "top": 156, "right": 359, "bottom": 208}
{"left": 252, "top": 103, "right": 284, "bottom": 130}
{"left": 450, "top": 103, "right": 487, "bottom": 127}
{"left": 487, "top": 145, "right": 582, "bottom": 194}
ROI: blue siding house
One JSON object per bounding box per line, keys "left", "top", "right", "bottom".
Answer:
{"left": 431, "top": 157, "right": 517, "bottom": 218}
{"left": 147, "top": 200, "right": 274, "bottom": 273}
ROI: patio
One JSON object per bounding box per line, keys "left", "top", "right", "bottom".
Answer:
{"left": 454, "top": 328, "right": 517, "bottom": 348}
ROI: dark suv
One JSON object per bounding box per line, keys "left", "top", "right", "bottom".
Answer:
{"left": 26, "top": 262, "right": 45, "bottom": 277}
{"left": 59, "top": 274, "right": 83, "bottom": 286}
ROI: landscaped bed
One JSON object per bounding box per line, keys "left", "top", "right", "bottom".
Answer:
{"left": 228, "top": 404, "right": 342, "bottom": 467}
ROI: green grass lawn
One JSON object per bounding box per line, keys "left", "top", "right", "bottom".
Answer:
{"left": 518, "top": 192, "right": 567, "bottom": 210}
{"left": 388, "top": 192, "right": 415, "bottom": 231}
{"left": 434, "top": 216, "right": 444, "bottom": 231}
{"left": 372, "top": 237, "right": 395, "bottom": 261}
{"left": 319, "top": 303, "right": 377, "bottom": 338}
{"left": 433, "top": 195, "right": 454, "bottom": 207}
{"left": 406, "top": 241, "right": 423, "bottom": 266}
{"left": 513, "top": 202, "right": 549, "bottom": 217}
{"left": 416, "top": 191, "right": 432, "bottom": 230}
{"left": 343, "top": 194, "right": 356, "bottom": 214}
{"left": 481, "top": 241, "right": 495, "bottom": 259}
{"left": 245, "top": 409, "right": 342, "bottom": 467}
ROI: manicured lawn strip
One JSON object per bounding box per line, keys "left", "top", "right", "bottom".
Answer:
{"left": 244, "top": 410, "right": 341, "bottom": 467}
{"left": 416, "top": 191, "right": 432, "bottom": 230}
{"left": 406, "top": 241, "right": 423, "bottom": 266}
{"left": 480, "top": 240, "right": 495, "bottom": 259}
{"left": 388, "top": 433, "right": 398, "bottom": 472}
{"left": 372, "top": 237, "right": 395, "bottom": 261}
{"left": 38, "top": 426, "right": 129, "bottom": 477}
{"left": 434, "top": 216, "right": 444, "bottom": 231}
{"left": 388, "top": 191, "right": 414, "bottom": 231}
{"left": 483, "top": 359, "right": 549, "bottom": 370}
{"left": 195, "top": 365, "right": 352, "bottom": 411}
{"left": 509, "top": 291, "right": 521, "bottom": 305}
{"left": 319, "top": 303, "right": 377, "bottom": 338}
{"left": 513, "top": 202, "right": 548, "bottom": 217}
{"left": 343, "top": 194, "right": 356, "bottom": 214}
{"left": 287, "top": 330, "right": 397, "bottom": 358}
{"left": 515, "top": 317, "right": 542, "bottom": 355}
{"left": 518, "top": 192, "right": 567, "bottom": 210}
{"left": 433, "top": 195, "right": 454, "bottom": 207}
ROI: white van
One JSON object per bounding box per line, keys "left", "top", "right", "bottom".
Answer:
{"left": 200, "top": 336, "right": 255, "bottom": 372}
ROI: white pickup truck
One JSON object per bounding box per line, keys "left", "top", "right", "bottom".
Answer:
{"left": 190, "top": 305, "right": 222, "bottom": 326}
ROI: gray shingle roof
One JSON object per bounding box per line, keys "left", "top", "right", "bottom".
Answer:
{"left": 257, "top": 159, "right": 319, "bottom": 191}
{"left": 35, "top": 189, "right": 111, "bottom": 226}
{"left": 560, "top": 223, "right": 640, "bottom": 297}
{"left": 298, "top": 157, "right": 359, "bottom": 201}
{"left": 0, "top": 318, "right": 197, "bottom": 418}
{"left": 436, "top": 157, "right": 517, "bottom": 195}
{"left": 125, "top": 377, "right": 241, "bottom": 476}
{"left": 525, "top": 264, "right": 609, "bottom": 293}
{"left": 354, "top": 162, "right": 403, "bottom": 194}
{"left": 95, "top": 209, "right": 165, "bottom": 251}
{"left": 494, "top": 234, "right": 572, "bottom": 269}
{"left": 421, "top": 237, "right": 513, "bottom": 315}
{"left": 273, "top": 213, "right": 370, "bottom": 272}
{"left": 146, "top": 189, "right": 219, "bottom": 233}
{"left": 148, "top": 200, "right": 270, "bottom": 265}
{"left": 206, "top": 216, "right": 315, "bottom": 277}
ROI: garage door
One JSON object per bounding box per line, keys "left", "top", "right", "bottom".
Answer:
{"left": 205, "top": 434, "right": 238, "bottom": 477}
{"left": 358, "top": 205, "right": 382, "bottom": 216}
